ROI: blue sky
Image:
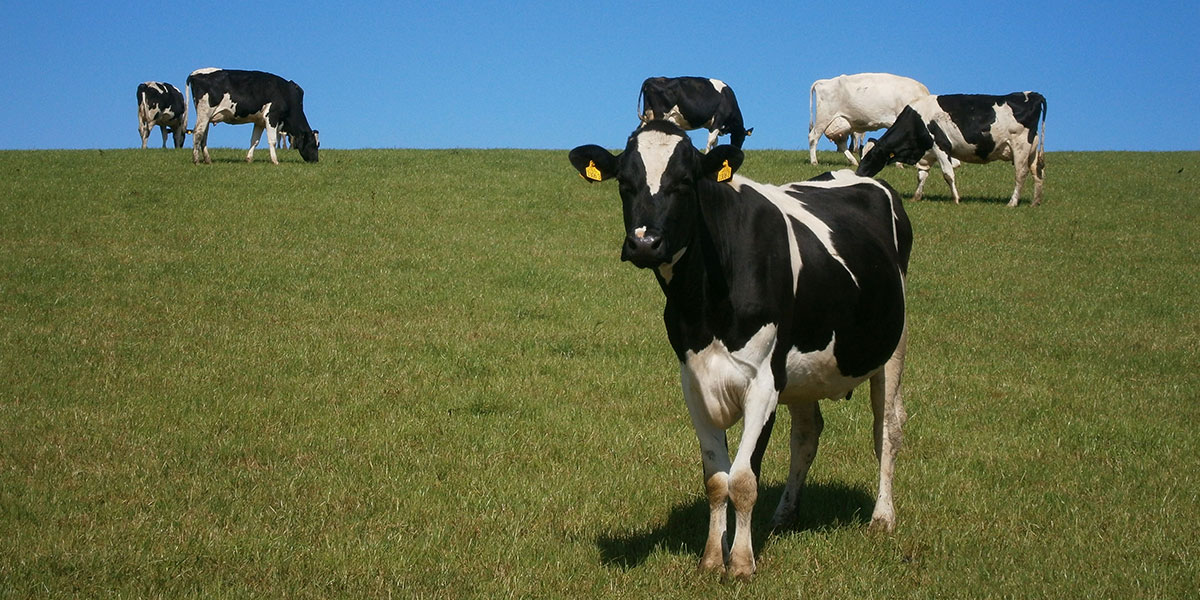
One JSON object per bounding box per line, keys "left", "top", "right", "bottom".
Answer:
{"left": 1, "top": 1, "right": 1196, "bottom": 151}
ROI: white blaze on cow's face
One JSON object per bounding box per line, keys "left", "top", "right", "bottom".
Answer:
{"left": 636, "top": 128, "right": 685, "bottom": 196}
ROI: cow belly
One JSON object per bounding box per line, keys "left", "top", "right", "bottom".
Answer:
{"left": 779, "top": 337, "right": 869, "bottom": 404}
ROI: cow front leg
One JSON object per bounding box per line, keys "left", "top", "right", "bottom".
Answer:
{"left": 769, "top": 400, "right": 823, "bottom": 529}
{"left": 705, "top": 129, "right": 720, "bottom": 153}
{"left": 726, "top": 375, "right": 779, "bottom": 581}
{"left": 869, "top": 325, "right": 907, "bottom": 533}
{"left": 912, "top": 163, "right": 930, "bottom": 202}
{"left": 265, "top": 127, "right": 280, "bottom": 165}
{"left": 682, "top": 370, "right": 733, "bottom": 574}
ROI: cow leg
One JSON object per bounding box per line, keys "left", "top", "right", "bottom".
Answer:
{"left": 1033, "top": 139, "right": 1045, "bottom": 206}
{"left": 933, "top": 150, "right": 961, "bottom": 204}
{"left": 1008, "top": 143, "right": 1033, "bottom": 207}
{"left": 726, "top": 373, "right": 779, "bottom": 581}
{"left": 159, "top": 125, "right": 169, "bottom": 149}
{"left": 682, "top": 370, "right": 734, "bottom": 574}
{"left": 265, "top": 127, "right": 280, "bottom": 165}
{"left": 808, "top": 125, "right": 821, "bottom": 165}
{"left": 705, "top": 128, "right": 720, "bottom": 153}
{"left": 769, "top": 400, "right": 822, "bottom": 529}
{"left": 192, "top": 114, "right": 211, "bottom": 164}
{"left": 247, "top": 123, "right": 265, "bottom": 163}
{"left": 869, "top": 324, "right": 907, "bottom": 533}
{"left": 139, "top": 120, "right": 150, "bottom": 149}
{"left": 173, "top": 126, "right": 186, "bottom": 149}
{"left": 912, "top": 162, "right": 930, "bottom": 202}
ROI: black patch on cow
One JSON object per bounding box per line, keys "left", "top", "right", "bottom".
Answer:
{"left": 1005, "top": 92, "right": 1046, "bottom": 144}
{"left": 937, "top": 95, "right": 1000, "bottom": 161}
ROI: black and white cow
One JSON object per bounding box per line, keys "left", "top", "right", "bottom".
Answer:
{"left": 569, "top": 121, "right": 911, "bottom": 580}
{"left": 186, "top": 68, "right": 318, "bottom": 164}
{"left": 639, "top": 77, "right": 754, "bottom": 151}
{"left": 137, "top": 82, "right": 187, "bottom": 149}
{"left": 857, "top": 92, "right": 1046, "bottom": 206}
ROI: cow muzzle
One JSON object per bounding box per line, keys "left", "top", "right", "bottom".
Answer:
{"left": 622, "top": 229, "right": 668, "bottom": 268}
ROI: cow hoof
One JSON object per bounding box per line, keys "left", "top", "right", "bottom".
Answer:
{"left": 725, "top": 560, "right": 755, "bottom": 582}
{"left": 868, "top": 515, "right": 896, "bottom": 534}
{"left": 698, "top": 555, "right": 725, "bottom": 575}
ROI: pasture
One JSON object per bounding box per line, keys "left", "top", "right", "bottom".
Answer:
{"left": 1, "top": 147, "right": 1197, "bottom": 598}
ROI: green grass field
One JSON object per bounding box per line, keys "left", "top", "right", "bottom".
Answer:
{"left": 2, "top": 146, "right": 1197, "bottom": 598}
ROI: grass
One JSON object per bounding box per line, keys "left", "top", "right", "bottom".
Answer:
{"left": 1, "top": 146, "right": 1197, "bottom": 598}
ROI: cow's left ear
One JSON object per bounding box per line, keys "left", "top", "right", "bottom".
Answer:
{"left": 703, "top": 146, "right": 744, "bottom": 182}
{"left": 569, "top": 145, "right": 619, "bottom": 183}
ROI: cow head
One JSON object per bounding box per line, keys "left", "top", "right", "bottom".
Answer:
{"left": 856, "top": 106, "right": 932, "bottom": 177}
{"left": 570, "top": 121, "right": 743, "bottom": 269}
{"left": 292, "top": 130, "right": 319, "bottom": 162}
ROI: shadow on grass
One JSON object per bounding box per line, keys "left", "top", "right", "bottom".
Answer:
{"left": 596, "top": 481, "right": 873, "bottom": 569}
{"left": 909, "top": 193, "right": 1018, "bottom": 205}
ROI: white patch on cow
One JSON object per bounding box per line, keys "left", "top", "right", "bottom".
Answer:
{"left": 660, "top": 105, "right": 694, "bottom": 130}
{"left": 191, "top": 67, "right": 220, "bottom": 76}
{"left": 779, "top": 335, "right": 871, "bottom": 404}
{"left": 636, "top": 129, "right": 685, "bottom": 195}
{"left": 728, "top": 175, "right": 859, "bottom": 290}
{"left": 709, "top": 78, "right": 728, "bottom": 93}
{"left": 790, "top": 169, "right": 902, "bottom": 251}
{"left": 634, "top": 226, "right": 647, "bottom": 239}
{"left": 682, "top": 324, "right": 777, "bottom": 430}
{"left": 656, "top": 246, "right": 688, "bottom": 284}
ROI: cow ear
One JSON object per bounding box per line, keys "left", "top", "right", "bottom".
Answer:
{"left": 569, "top": 145, "right": 618, "bottom": 183}
{"left": 703, "top": 146, "right": 744, "bottom": 182}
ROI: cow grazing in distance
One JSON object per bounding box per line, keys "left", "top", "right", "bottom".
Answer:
{"left": 569, "top": 121, "right": 912, "bottom": 580}
{"left": 137, "top": 82, "right": 187, "bottom": 149}
{"left": 809, "top": 73, "right": 930, "bottom": 166}
{"left": 639, "top": 76, "right": 754, "bottom": 151}
{"left": 186, "top": 68, "right": 318, "bottom": 164}
{"left": 857, "top": 92, "right": 1047, "bottom": 206}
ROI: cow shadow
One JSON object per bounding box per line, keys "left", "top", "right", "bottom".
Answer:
{"left": 912, "top": 193, "right": 1014, "bottom": 205}
{"left": 595, "top": 481, "right": 874, "bottom": 569}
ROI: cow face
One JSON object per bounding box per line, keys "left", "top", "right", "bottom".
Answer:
{"left": 570, "top": 122, "right": 742, "bottom": 269}
{"left": 292, "top": 130, "right": 319, "bottom": 162}
{"left": 856, "top": 106, "right": 934, "bottom": 177}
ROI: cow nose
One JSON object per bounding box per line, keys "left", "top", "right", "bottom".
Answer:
{"left": 622, "top": 231, "right": 665, "bottom": 267}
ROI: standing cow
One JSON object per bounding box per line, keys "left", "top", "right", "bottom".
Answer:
{"left": 857, "top": 92, "right": 1047, "bottom": 206}
{"left": 186, "top": 68, "right": 318, "bottom": 164}
{"left": 809, "top": 73, "right": 930, "bottom": 166}
{"left": 639, "top": 76, "right": 754, "bottom": 151}
{"left": 137, "top": 82, "right": 187, "bottom": 149}
{"left": 569, "top": 121, "right": 911, "bottom": 580}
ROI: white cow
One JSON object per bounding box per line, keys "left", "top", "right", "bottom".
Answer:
{"left": 809, "top": 73, "right": 930, "bottom": 166}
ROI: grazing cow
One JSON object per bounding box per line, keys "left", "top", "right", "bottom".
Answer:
{"left": 569, "top": 121, "right": 911, "bottom": 580}
{"left": 809, "top": 73, "right": 930, "bottom": 166}
{"left": 639, "top": 76, "right": 754, "bottom": 151}
{"left": 186, "top": 68, "right": 318, "bottom": 164}
{"left": 857, "top": 92, "right": 1046, "bottom": 206}
{"left": 136, "top": 82, "right": 187, "bottom": 149}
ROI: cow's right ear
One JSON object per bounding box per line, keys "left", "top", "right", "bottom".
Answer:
{"left": 569, "top": 145, "right": 618, "bottom": 183}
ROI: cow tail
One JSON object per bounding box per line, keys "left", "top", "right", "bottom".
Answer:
{"left": 184, "top": 75, "right": 193, "bottom": 134}
{"left": 809, "top": 81, "right": 817, "bottom": 134}
{"left": 1037, "top": 95, "right": 1047, "bottom": 174}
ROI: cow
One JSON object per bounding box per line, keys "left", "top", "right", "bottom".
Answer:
{"left": 856, "top": 92, "right": 1047, "bottom": 207}
{"left": 639, "top": 76, "right": 753, "bottom": 151}
{"left": 569, "top": 120, "right": 912, "bottom": 580}
{"left": 136, "top": 82, "right": 187, "bottom": 149}
{"left": 809, "top": 73, "right": 930, "bottom": 166}
{"left": 185, "top": 68, "right": 318, "bottom": 164}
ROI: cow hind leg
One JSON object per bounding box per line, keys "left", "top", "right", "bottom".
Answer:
{"left": 912, "top": 163, "right": 930, "bottom": 202}
{"left": 247, "top": 123, "right": 266, "bottom": 163}
{"left": 1008, "top": 143, "right": 1034, "bottom": 207}
{"left": 769, "top": 400, "right": 823, "bottom": 530}
{"left": 192, "top": 117, "right": 211, "bottom": 164}
{"left": 159, "top": 125, "right": 169, "bottom": 149}
{"left": 869, "top": 325, "right": 907, "bottom": 533}
{"left": 705, "top": 128, "right": 720, "bottom": 153}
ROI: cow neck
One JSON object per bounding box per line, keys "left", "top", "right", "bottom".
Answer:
{"left": 657, "top": 179, "right": 743, "bottom": 356}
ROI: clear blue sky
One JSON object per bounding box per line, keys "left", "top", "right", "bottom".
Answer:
{"left": 1, "top": 1, "right": 1196, "bottom": 151}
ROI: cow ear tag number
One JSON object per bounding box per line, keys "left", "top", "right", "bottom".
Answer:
{"left": 717, "top": 160, "right": 732, "bottom": 182}
{"left": 585, "top": 160, "right": 603, "bottom": 182}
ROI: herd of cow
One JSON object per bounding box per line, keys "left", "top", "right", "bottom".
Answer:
{"left": 569, "top": 73, "right": 1046, "bottom": 580}
{"left": 137, "top": 68, "right": 1046, "bottom": 581}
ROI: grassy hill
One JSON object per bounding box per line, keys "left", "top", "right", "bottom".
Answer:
{"left": 2, "top": 147, "right": 1197, "bottom": 597}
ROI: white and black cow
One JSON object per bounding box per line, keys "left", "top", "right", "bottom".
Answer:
{"left": 569, "top": 121, "right": 911, "bottom": 580}
{"left": 639, "top": 77, "right": 754, "bottom": 151}
{"left": 137, "top": 81, "right": 187, "bottom": 149}
{"left": 186, "top": 68, "right": 318, "bottom": 164}
{"left": 809, "top": 73, "right": 930, "bottom": 166}
{"left": 857, "top": 92, "right": 1047, "bottom": 206}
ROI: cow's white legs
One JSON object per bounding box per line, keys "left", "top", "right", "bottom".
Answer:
{"left": 138, "top": 116, "right": 151, "bottom": 149}
{"left": 808, "top": 123, "right": 822, "bottom": 165}
{"left": 247, "top": 123, "right": 265, "bottom": 163}
{"left": 705, "top": 129, "right": 720, "bottom": 153}
{"left": 933, "top": 150, "right": 961, "bottom": 204}
{"left": 682, "top": 367, "right": 733, "bottom": 573}
{"left": 192, "top": 112, "right": 212, "bottom": 164}
{"left": 769, "top": 400, "right": 823, "bottom": 529}
{"left": 726, "top": 373, "right": 779, "bottom": 581}
{"left": 912, "top": 163, "right": 930, "bottom": 202}
{"left": 265, "top": 126, "right": 280, "bottom": 165}
{"left": 1008, "top": 143, "right": 1033, "bottom": 207}
{"left": 869, "top": 324, "right": 907, "bottom": 532}
{"left": 1033, "top": 140, "right": 1045, "bottom": 206}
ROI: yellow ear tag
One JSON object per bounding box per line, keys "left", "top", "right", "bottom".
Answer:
{"left": 585, "top": 160, "right": 603, "bottom": 182}
{"left": 717, "top": 160, "right": 732, "bottom": 182}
